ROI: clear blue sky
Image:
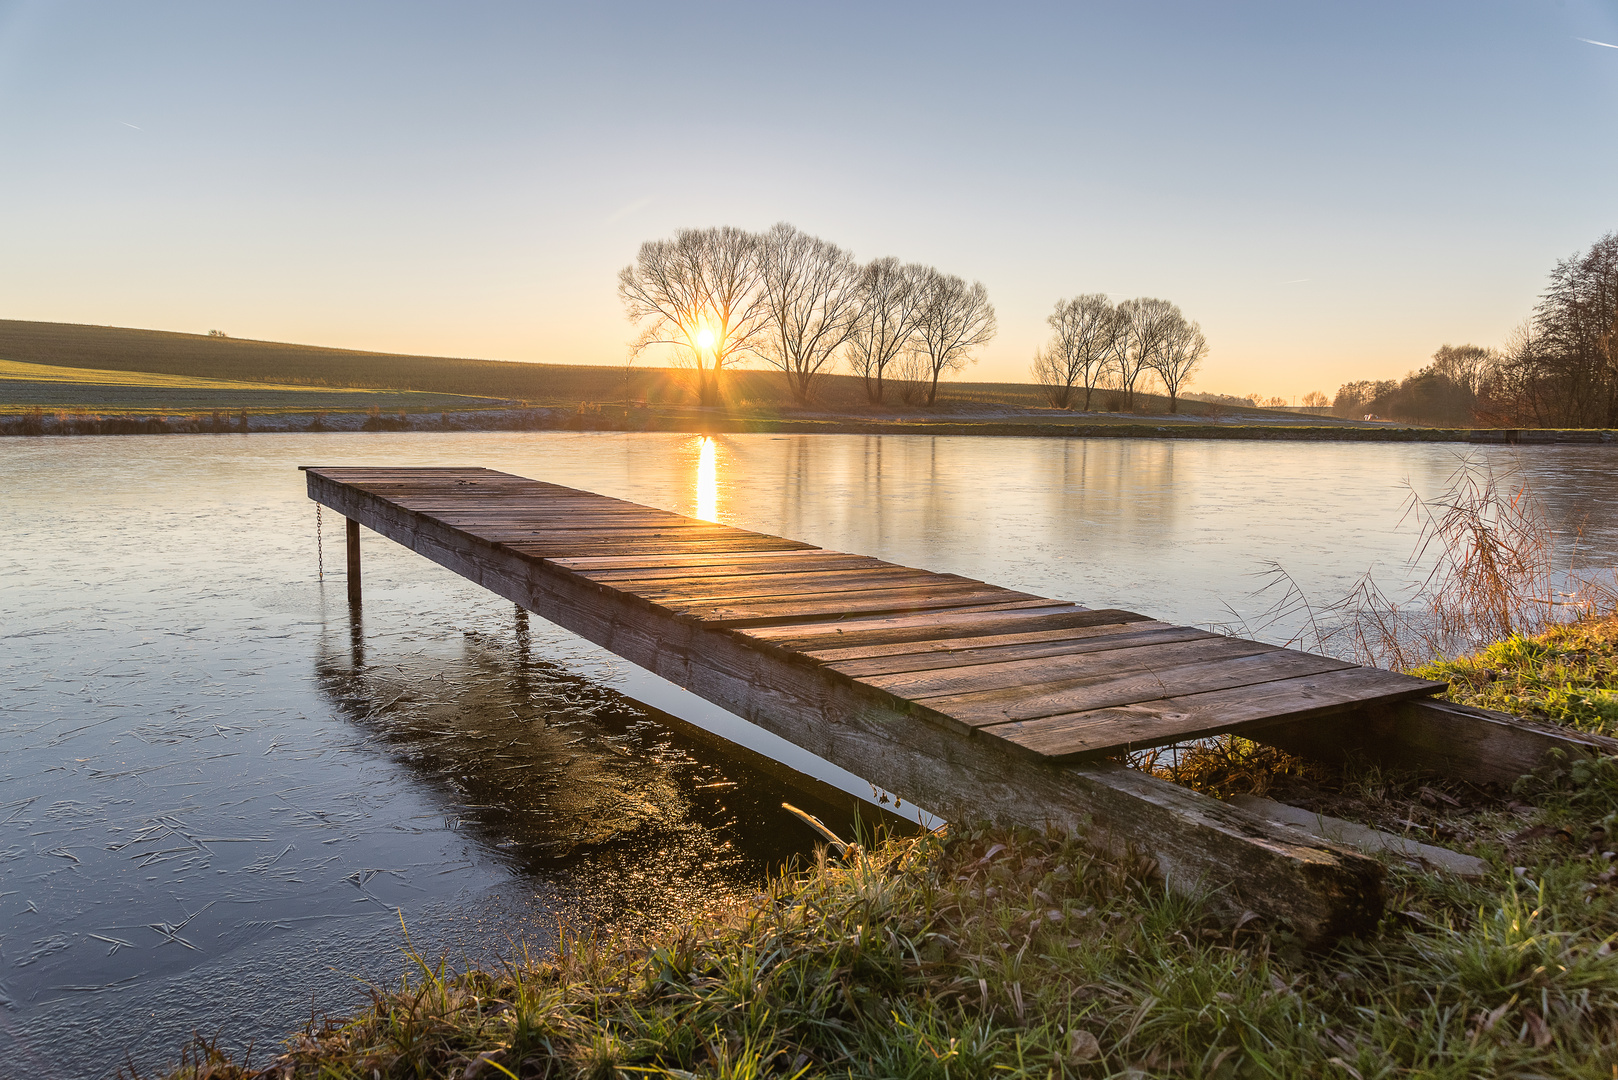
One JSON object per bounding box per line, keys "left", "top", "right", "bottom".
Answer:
{"left": 1, "top": 1, "right": 1614, "bottom": 398}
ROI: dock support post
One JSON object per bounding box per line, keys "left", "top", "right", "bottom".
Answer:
{"left": 346, "top": 517, "right": 361, "bottom": 605}
{"left": 348, "top": 604, "right": 365, "bottom": 669}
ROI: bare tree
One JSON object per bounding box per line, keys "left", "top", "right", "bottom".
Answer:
{"left": 1031, "top": 347, "right": 1067, "bottom": 407}
{"left": 752, "top": 224, "right": 864, "bottom": 405}
{"left": 913, "top": 271, "right": 996, "bottom": 405}
{"left": 846, "top": 258, "right": 930, "bottom": 404}
{"left": 1032, "top": 294, "right": 1118, "bottom": 410}
{"left": 891, "top": 346, "right": 932, "bottom": 405}
{"left": 1113, "top": 297, "right": 1178, "bottom": 410}
{"left": 1428, "top": 344, "right": 1497, "bottom": 394}
{"left": 1477, "top": 321, "right": 1550, "bottom": 426}
{"left": 1301, "top": 390, "right": 1329, "bottom": 408}
{"left": 1147, "top": 313, "right": 1206, "bottom": 413}
{"left": 1535, "top": 232, "right": 1618, "bottom": 426}
{"left": 617, "top": 226, "right": 766, "bottom": 408}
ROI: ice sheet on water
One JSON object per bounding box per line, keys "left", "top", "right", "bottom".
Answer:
{"left": 6, "top": 430, "right": 1617, "bottom": 1079}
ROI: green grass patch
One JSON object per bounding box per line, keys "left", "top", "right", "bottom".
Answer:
{"left": 1417, "top": 616, "right": 1618, "bottom": 737}
{"left": 0, "top": 358, "right": 506, "bottom": 414}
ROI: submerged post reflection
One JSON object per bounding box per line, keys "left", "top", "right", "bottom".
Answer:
{"left": 347, "top": 603, "right": 365, "bottom": 670}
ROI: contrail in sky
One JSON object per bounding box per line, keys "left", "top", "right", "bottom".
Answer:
{"left": 605, "top": 197, "right": 653, "bottom": 224}
{"left": 122, "top": 121, "right": 142, "bottom": 130}
{"left": 1577, "top": 37, "right": 1618, "bottom": 49}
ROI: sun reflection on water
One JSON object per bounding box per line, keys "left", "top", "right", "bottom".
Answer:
{"left": 696, "top": 435, "right": 718, "bottom": 522}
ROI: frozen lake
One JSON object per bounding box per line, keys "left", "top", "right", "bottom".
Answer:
{"left": 4, "top": 431, "right": 1615, "bottom": 1078}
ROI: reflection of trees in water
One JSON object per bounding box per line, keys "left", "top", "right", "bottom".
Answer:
{"left": 1055, "top": 440, "right": 1175, "bottom": 539}
{"left": 763, "top": 437, "right": 1181, "bottom": 566}
{"left": 313, "top": 609, "right": 871, "bottom": 929}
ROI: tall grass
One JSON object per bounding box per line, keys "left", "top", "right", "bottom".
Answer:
{"left": 149, "top": 802, "right": 1618, "bottom": 1079}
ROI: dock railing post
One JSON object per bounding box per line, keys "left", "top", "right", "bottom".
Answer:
{"left": 345, "top": 517, "right": 361, "bottom": 605}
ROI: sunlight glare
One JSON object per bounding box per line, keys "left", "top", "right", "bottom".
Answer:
{"left": 696, "top": 436, "right": 718, "bottom": 522}
{"left": 695, "top": 326, "right": 716, "bottom": 353}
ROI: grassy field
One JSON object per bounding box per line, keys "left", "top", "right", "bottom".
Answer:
{"left": 156, "top": 616, "right": 1618, "bottom": 1079}
{"left": 0, "top": 358, "right": 505, "bottom": 415}
{"left": 0, "top": 318, "right": 1310, "bottom": 420}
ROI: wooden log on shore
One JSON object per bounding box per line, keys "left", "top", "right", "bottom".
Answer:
{"left": 1254, "top": 697, "right": 1618, "bottom": 787}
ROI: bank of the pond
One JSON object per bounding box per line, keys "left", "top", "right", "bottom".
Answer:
{"left": 157, "top": 619, "right": 1618, "bottom": 1079}
{"left": 6, "top": 404, "right": 1617, "bottom": 444}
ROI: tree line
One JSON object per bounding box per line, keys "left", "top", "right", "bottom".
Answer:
{"left": 1030, "top": 295, "right": 1207, "bottom": 413}
{"left": 1334, "top": 232, "right": 1618, "bottom": 428}
{"left": 618, "top": 224, "right": 996, "bottom": 407}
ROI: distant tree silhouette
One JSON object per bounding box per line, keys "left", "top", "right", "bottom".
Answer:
{"left": 618, "top": 227, "right": 768, "bottom": 407}
{"left": 1114, "top": 298, "right": 1178, "bottom": 411}
{"left": 913, "top": 271, "right": 996, "bottom": 405}
{"left": 1334, "top": 345, "right": 1484, "bottom": 425}
{"left": 846, "top": 258, "right": 930, "bottom": 405}
{"left": 1429, "top": 344, "right": 1495, "bottom": 394}
{"left": 1147, "top": 312, "right": 1206, "bottom": 413}
{"left": 1032, "top": 294, "right": 1118, "bottom": 409}
{"left": 755, "top": 224, "right": 863, "bottom": 405}
{"left": 1329, "top": 232, "right": 1618, "bottom": 428}
{"left": 1508, "top": 232, "right": 1618, "bottom": 427}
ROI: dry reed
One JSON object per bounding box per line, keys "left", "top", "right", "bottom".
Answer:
{"left": 1232, "top": 456, "right": 1616, "bottom": 673}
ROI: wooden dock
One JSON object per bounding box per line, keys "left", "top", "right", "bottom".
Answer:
{"left": 303, "top": 465, "right": 1616, "bottom": 942}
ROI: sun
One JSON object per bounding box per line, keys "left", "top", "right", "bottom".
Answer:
{"left": 695, "top": 326, "right": 715, "bottom": 352}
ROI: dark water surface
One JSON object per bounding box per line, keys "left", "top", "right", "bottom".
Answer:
{"left": 3, "top": 432, "right": 1615, "bottom": 1078}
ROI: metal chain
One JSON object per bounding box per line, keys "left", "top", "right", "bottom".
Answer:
{"left": 316, "top": 503, "right": 324, "bottom": 580}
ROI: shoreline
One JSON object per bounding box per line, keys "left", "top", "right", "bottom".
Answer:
{"left": 155, "top": 614, "right": 1618, "bottom": 1079}
{"left": 4, "top": 405, "right": 1616, "bottom": 444}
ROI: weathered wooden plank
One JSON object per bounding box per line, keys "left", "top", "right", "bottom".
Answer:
{"left": 673, "top": 585, "right": 1043, "bottom": 627}
{"left": 1252, "top": 696, "right": 1618, "bottom": 786}
{"left": 918, "top": 650, "right": 1356, "bottom": 727}
{"left": 736, "top": 604, "right": 1105, "bottom": 653}
{"left": 987, "top": 667, "right": 1446, "bottom": 760}
{"left": 434, "top": 516, "right": 754, "bottom": 532}
{"left": 502, "top": 536, "right": 800, "bottom": 554}
{"left": 449, "top": 519, "right": 706, "bottom": 531}
{"left": 438, "top": 501, "right": 675, "bottom": 510}
{"left": 554, "top": 550, "right": 850, "bottom": 573}
{"left": 303, "top": 465, "right": 1387, "bottom": 943}
{"left": 624, "top": 567, "right": 968, "bottom": 602}
{"left": 875, "top": 636, "right": 1282, "bottom": 703}
{"left": 404, "top": 501, "right": 678, "bottom": 512}
{"left": 801, "top": 618, "right": 1176, "bottom": 664}
{"left": 826, "top": 625, "right": 1216, "bottom": 678}
{"left": 507, "top": 538, "right": 814, "bottom": 556}
{"left": 571, "top": 555, "right": 892, "bottom": 583}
